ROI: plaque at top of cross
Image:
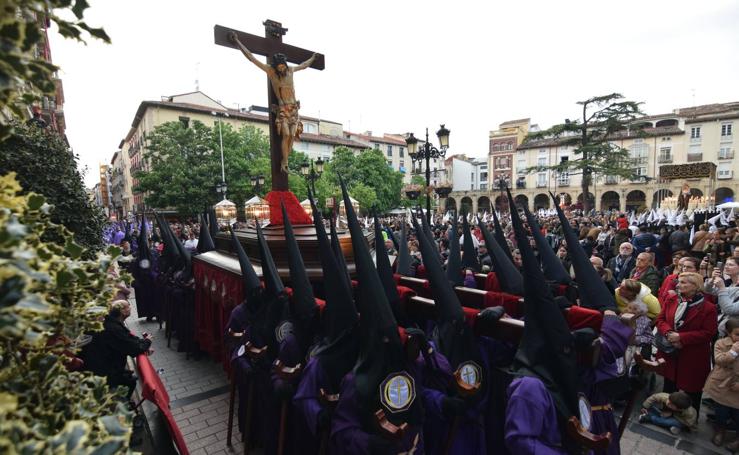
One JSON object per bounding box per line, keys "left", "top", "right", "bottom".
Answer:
{"left": 215, "top": 20, "right": 325, "bottom": 191}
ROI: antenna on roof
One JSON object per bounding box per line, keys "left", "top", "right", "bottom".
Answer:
{"left": 691, "top": 88, "right": 695, "bottom": 107}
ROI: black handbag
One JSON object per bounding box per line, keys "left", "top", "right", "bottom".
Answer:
{"left": 653, "top": 332, "right": 676, "bottom": 356}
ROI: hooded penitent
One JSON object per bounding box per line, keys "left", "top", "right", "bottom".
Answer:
{"left": 461, "top": 213, "right": 480, "bottom": 272}
{"left": 395, "top": 221, "right": 412, "bottom": 276}
{"left": 492, "top": 207, "right": 514, "bottom": 263}
{"left": 340, "top": 176, "right": 422, "bottom": 426}
{"left": 551, "top": 192, "right": 616, "bottom": 312}
{"left": 446, "top": 215, "right": 463, "bottom": 287}
{"left": 197, "top": 213, "right": 216, "bottom": 253}
{"left": 375, "top": 216, "right": 407, "bottom": 325}
{"left": 171, "top": 219, "right": 193, "bottom": 281}
{"left": 255, "top": 221, "right": 289, "bottom": 353}
{"left": 208, "top": 207, "right": 219, "bottom": 240}
{"left": 123, "top": 221, "right": 132, "bottom": 244}
{"left": 477, "top": 218, "right": 524, "bottom": 295}
{"left": 329, "top": 212, "right": 353, "bottom": 294}
{"left": 509, "top": 196, "right": 580, "bottom": 452}
{"left": 153, "top": 212, "right": 176, "bottom": 272}
{"left": 521, "top": 204, "right": 571, "bottom": 285}
{"left": 137, "top": 214, "right": 152, "bottom": 271}
{"left": 307, "top": 190, "right": 359, "bottom": 390}
{"left": 281, "top": 202, "right": 319, "bottom": 356}
{"left": 413, "top": 215, "right": 486, "bottom": 399}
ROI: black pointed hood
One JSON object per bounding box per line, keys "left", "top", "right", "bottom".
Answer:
{"left": 281, "top": 202, "right": 318, "bottom": 320}
{"left": 197, "top": 214, "right": 216, "bottom": 253}
{"left": 510, "top": 196, "right": 580, "bottom": 424}
{"left": 478, "top": 218, "right": 524, "bottom": 295}
{"left": 395, "top": 221, "right": 412, "bottom": 276}
{"left": 374, "top": 216, "right": 406, "bottom": 325}
{"left": 208, "top": 207, "right": 219, "bottom": 240}
{"left": 152, "top": 212, "right": 174, "bottom": 272}
{"left": 461, "top": 214, "right": 480, "bottom": 271}
{"left": 551, "top": 192, "right": 615, "bottom": 311}
{"left": 171, "top": 220, "right": 192, "bottom": 279}
{"left": 308, "top": 190, "right": 359, "bottom": 390}
{"left": 157, "top": 212, "right": 183, "bottom": 271}
{"left": 492, "top": 207, "right": 514, "bottom": 263}
{"left": 446, "top": 216, "right": 463, "bottom": 286}
{"left": 255, "top": 221, "right": 285, "bottom": 297}
{"left": 136, "top": 215, "right": 152, "bottom": 270}
{"left": 229, "top": 227, "right": 261, "bottom": 298}
{"left": 329, "top": 212, "right": 352, "bottom": 293}
{"left": 308, "top": 189, "right": 357, "bottom": 342}
{"left": 123, "top": 221, "right": 132, "bottom": 244}
{"left": 340, "top": 176, "right": 418, "bottom": 424}
{"left": 522, "top": 204, "right": 571, "bottom": 284}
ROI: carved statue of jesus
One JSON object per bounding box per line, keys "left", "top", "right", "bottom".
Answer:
{"left": 229, "top": 31, "right": 316, "bottom": 174}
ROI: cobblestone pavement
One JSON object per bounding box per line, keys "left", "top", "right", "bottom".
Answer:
{"left": 127, "top": 296, "right": 725, "bottom": 455}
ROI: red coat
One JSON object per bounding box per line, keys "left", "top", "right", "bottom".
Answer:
{"left": 655, "top": 293, "right": 717, "bottom": 392}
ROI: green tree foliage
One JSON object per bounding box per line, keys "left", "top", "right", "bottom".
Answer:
{"left": 524, "top": 93, "right": 644, "bottom": 212}
{"left": 0, "top": 0, "right": 109, "bottom": 138}
{"left": 0, "top": 173, "right": 132, "bottom": 453}
{"left": 0, "top": 121, "right": 106, "bottom": 253}
{"left": 318, "top": 147, "right": 403, "bottom": 213}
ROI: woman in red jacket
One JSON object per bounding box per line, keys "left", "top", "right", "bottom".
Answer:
{"left": 655, "top": 271, "right": 718, "bottom": 416}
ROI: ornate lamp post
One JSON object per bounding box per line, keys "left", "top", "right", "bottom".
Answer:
{"left": 404, "top": 184, "right": 422, "bottom": 213}
{"left": 434, "top": 184, "right": 453, "bottom": 216}
{"left": 406, "top": 124, "right": 450, "bottom": 223}
{"left": 300, "top": 157, "right": 324, "bottom": 195}
{"left": 250, "top": 174, "right": 265, "bottom": 195}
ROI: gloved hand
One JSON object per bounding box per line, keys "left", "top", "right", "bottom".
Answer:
{"left": 477, "top": 306, "right": 505, "bottom": 325}
{"left": 441, "top": 396, "right": 467, "bottom": 419}
{"left": 368, "top": 434, "right": 395, "bottom": 455}
{"left": 273, "top": 380, "right": 295, "bottom": 401}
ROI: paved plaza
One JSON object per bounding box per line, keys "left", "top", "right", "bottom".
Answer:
{"left": 127, "top": 294, "right": 726, "bottom": 455}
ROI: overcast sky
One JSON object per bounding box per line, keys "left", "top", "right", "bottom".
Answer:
{"left": 48, "top": 0, "right": 739, "bottom": 187}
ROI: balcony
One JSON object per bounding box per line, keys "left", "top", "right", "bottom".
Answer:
{"left": 690, "top": 136, "right": 702, "bottom": 144}
{"left": 537, "top": 182, "right": 548, "bottom": 188}
{"left": 516, "top": 181, "right": 526, "bottom": 189}
{"left": 687, "top": 153, "right": 703, "bottom": 162}
{"left": 657, "top": 154, "right": 673, "bottom": 163}
{"left": 557, "top": 180, "right": 570, "bottom": 187}
{"left": 719, "top": 150, "right": 734, "bottom": 160}
{"left": 605, "top": 176, "right": 618, "bottom": 185}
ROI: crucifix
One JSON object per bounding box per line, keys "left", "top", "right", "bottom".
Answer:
{"left": 214, "top": 20, "right": 325, "bottom": 191}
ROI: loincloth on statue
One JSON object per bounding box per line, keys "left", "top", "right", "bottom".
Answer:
{"left": 274, "top": 102, "right": 303, "bottom": 138}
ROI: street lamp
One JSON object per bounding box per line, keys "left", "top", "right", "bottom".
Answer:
{"left": 406, "top": 124, "right": 450, "bottom": 223}
{"left": 212, "top": 110, "right": 230, "bottom": 199}
{"left": 300, "top": 158, "right": 324, "bottom": 195}
{"left": 250, "top": 174, "right": 265, "bottom": 195}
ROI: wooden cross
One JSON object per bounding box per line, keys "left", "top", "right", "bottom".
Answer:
{"left": 214, "top": 20, "right": 325, "bottom": 191}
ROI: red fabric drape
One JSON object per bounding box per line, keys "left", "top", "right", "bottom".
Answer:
{"left": 193, "top": 260, "right": 244, "bottom": 373}
{"left": 484, "top": 272, "right": 501, "bottom": 292}
{"left": 482, "top": 291, "right": 524, "bottom": 318}
{"left": 565, "top": 305, "right": 603, "bottom": 332}
{"left": 137, "top": 354, "right": 189, "bottom": 455}
{"left": 265, "top": 191, "right": 312, "bottom": 225}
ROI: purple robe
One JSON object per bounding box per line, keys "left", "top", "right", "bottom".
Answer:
{"left": 330, "top": 372, "right": 424, "bottom": 455}
{"left": 505, "top": 376, "right": 568, "bottom": 455}
{"left": 264, "top": 332, "right": 304, "bottom": 455}
{"left": 423, "top": 337, "right": 513, "bottom": 455}
{"left": 293, "top": 356, "right": 330, "bottom": 454}
{"left": 114, "top": 230, "right": 125, "bottom": 246}
{"left": 583, "top": 315, "right": 634, "bottom": 455}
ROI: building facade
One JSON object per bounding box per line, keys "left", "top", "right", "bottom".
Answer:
{"left": 112, "top": 91, "right": 400, "bottom": 216}
{"left": 488, "top": 119, "right": 531, "bottom": 188}
{"left": 445, "top": 102, "right": 739, "bottom": 215}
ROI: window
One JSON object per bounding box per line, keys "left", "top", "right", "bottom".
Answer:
{"left": 399, "top": 147, "right": 404, "bottom": 157}
{"left": 479, "top": 165, "right": 487, "bottom": 170}
{"left": 480, "top": 172, "right": 488, "bottom": 181}
{"left": 471, "top": 173, "right": 475, "bottom": 182}
{"left": 557, "top": 172, "right": 570, "bottom": 186}
{"left": 374, "top": 143, "right": 380, "bottom": 150}
{"left": 629, "top": 142, "right": 648, "bottom": 176}
{"left": 718, "top": 163, "right": 733, "bottom": 179}
{"left": 537, "top": 157, "right": 547, "bottom": 167}
{"left": 387, "top": 145, "right": 393, "bottom": 157}
{"left": 688, "top": 144, "right": 702, "bottom": 161}
{"left": 722, "top": 123, "right": 733, "bottom": 137}
{"left": 480, "top": 183, "right": 487, "bottom": 190}
{"left": 400, "top": 159, "right": 405, "bottom": 168}
{"left": 719, "top": 147, "right": 734, "bottom": 160}
{"left": 505, "top": 142, "right": 513, "bottom": 151}
{"left": 517, "top": 157, "right": 526, "bottom": 174}
{"left": 537, "top": 173, "right": 547, "bottom": 187}
{"left": 658, "top": 147, "right": 672, "bottom": 163}
{"left": 690, "top": 126, "right": 701, "bottom": 139}
{"left": 605, "top": 175, "right": 618, "bottom": 185}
